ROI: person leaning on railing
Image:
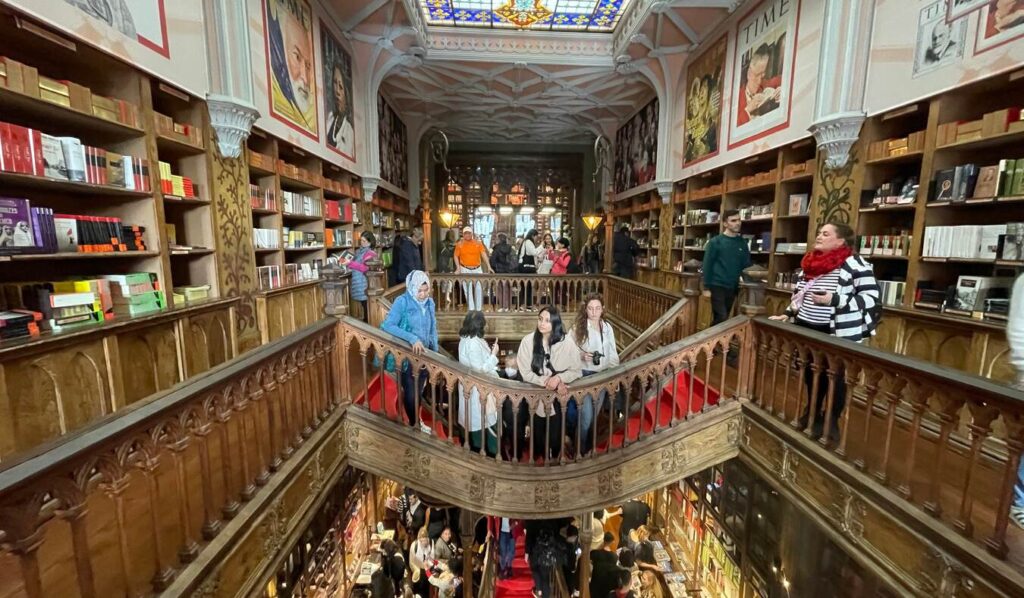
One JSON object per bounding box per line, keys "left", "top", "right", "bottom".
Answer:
{"left": 1006, "top": 272, "right": 1024, "bottom": 528}
{"left": 768, "top": 222, "right": 880, "bottom": 442}
{"left": 516, "top": 306, "right": 583, "bottom": 461}
{"left": 381, "top": 270, "right": 439, "bottom": 428}
{"left": 568, "top": 293, "right": 621, "bottom": 455}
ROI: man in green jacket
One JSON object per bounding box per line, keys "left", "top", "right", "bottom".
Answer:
{"left": 702, "top": 209, "right": 750, "bottom": 327}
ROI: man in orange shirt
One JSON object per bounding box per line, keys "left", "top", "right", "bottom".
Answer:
{"left": 454, "top": 226, "right": 490, "bottom": 310}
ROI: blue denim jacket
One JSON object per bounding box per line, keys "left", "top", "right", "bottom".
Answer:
{"left": 381, "top": 292, "right": 438, "bottom": 351}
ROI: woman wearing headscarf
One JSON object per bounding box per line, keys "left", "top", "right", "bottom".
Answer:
{"left": 769, "top": 222, "right": 880, "bottom": 441}
{"left": 342, "top": 231, "right": 377, "bottom": 322}
{"left": 382, "top": 271, "right": 439, "bottom": 427}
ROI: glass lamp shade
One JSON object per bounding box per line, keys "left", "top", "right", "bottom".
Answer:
{"left": 438, "top": 209, "right": 459, "bottom": 228}
{"left": 582, "top": 215, "right": 603, "bottom": 231}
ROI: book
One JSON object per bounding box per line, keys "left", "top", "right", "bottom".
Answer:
{"left": 951, "top": 276, "right": 1013, "bottom": 313}
{"left": 998, "top": 159, "right": 1016, "bottom": 196}
{"left": 973, "top": 165, "right": 1000, "bottom": 198}
{"left": 787, "top": 193, "right": 808, "bottom": 216}
{"left": 0, "top": 197, "right": 34, "bottom": 252}
{"left": 40, "top": 133, "right": 67, "bottom": 179}
{"left": 58, "top": 136, "right": 86, "bottom": 182}
{"left": 933, "top": 169, "right": 955, "bottom": 201}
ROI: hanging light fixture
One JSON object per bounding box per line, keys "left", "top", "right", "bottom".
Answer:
{"left": 582, "top": 214, "right": 603, "bottom": 231}
{"left": 438, "top": 208, "right": 459, "bottom": 228}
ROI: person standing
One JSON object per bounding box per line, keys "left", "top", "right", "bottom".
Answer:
{"left": 342, "top": 232, "right": 378, "bottom": 323}
{"left": 581, "top": 232, "right": 604, "bottom": 274}
{"left": 702, "top": 209, "right": 751, "bottom": 327}
{"left": 769, "top": 223, "right": 880, "bottom": 441}
{"left": 490, "top": 232, "right": 516, "bottom": 311}
{"left": 1006, "top": 273, "right": 1024, "bottom": 527}
{"left": 454, "top": 226, "right": 489, "bottom": 310}
{"left": 528, "top": 527, "right": 566, "bottom": 598}
{"left": 489, "top": 516, "right": 523, "bottom": 579}
{"left": 381, "top": 271, "right": 439, "bottom": 428}
{"left": 395, "top": 227, "right": 425, "bottom": 283}
{"left": 458, "top": 311, "right": 500, "bottom": 456}
{"left": 612, "top": 224, "right": 640, "bottom": 279}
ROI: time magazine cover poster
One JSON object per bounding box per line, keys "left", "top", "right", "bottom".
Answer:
{"left": 683, "top": 34, "right": 727, "bottom": 167}
{"left": 914, "top": 0, "right": 966, "bottom": 77}
{"left": 976, "top": 0, "right": 1024, "bottom": 54}
{"left": 264, "top": 0, "right": 319, "bottom": 139}
{"left": 728, "top": 0, "right": 800, "bottom": 149}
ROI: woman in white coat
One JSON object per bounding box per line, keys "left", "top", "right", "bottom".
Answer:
{"left": 458, "top": 310, "right": 500, "bottom": 456}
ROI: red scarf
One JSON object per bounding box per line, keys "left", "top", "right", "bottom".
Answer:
{"left": 801, "top": 246, "right": 852, "bottom": 279}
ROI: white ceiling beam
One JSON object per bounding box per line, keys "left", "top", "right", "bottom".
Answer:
{"left": 668, "top": 0, "right": 737, "bottom": 8}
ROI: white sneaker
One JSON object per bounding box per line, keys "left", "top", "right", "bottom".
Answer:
{"left": 1011, "top": 506, "right": 1024, "bottom": 529}
{"left": 419, "top": 421, "right": 433, "bottom": 435}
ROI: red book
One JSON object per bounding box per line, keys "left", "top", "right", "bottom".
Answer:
{"left": 9, "top": 124, "right": 30, "bottom": 174}
{"left": 0, "top": 122, "right": 11, "bottom": 172}
{"left": 97, "top": 148, "right": 107, "bottom": 185}
{"left": 28, "top": 128, "right": 43, "bottom": 176}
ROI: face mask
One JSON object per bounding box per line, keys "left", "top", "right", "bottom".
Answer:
{"left": 505, "top": 367, "right": 518, "bottom": 377}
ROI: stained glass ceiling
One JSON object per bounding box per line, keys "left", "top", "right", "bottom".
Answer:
{"left": 419, "top": 0, "right": 634, "bottom": 32}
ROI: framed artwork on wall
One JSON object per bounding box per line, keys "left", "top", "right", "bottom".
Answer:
{"left": 727, "top": 0, "right": 800, "bottom": 150}
{"left": 263, "top": 0, "right": 319, "bottom": 140}
{"left": 614, "top": 98, "right": 659, "bottom": 194}
{"left": 62, "top": 0, "right": 169, "bottom": 57}
{"left": 321, "top": 24, "right": 355, "bottom": 161}
{"left": 683, "top": 34, "right": 727, "bottom": 167}
{"left": 947, "top": 0, "right": 990, "bottom": 22}
{"left": 975, "top": 1, "right": 1024, "bottom": 54}
{"left": 378, "top": 95, "right": 409, "bottom": 190}
{"left": 915, "top": 0, "right": 966, "bottom": 77}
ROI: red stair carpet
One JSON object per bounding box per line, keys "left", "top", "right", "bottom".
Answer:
{"left": 354, "top": 369, "right": 720, "bottom": 458}
{"left": 496, "top": 536, "right": 533, "bottom": 598}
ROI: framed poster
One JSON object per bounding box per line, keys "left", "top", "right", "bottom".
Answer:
{"left": 727, "top": 0, "right": 800, "bottom": 149}
{"left": 321, "top": 24, "right": 355, "bottom": 161}
{"left": 975, "top": 1, "right": 1024, "bottom": 54}
{"left": 263, "top": 0, "right": 319, "bottom": 139}
{"left": 614, "top": 99, "right": 659, "bottom": 194}
{"left": 378, "top": 95, "right": 408, "bottom": 190}
{"left": 915, "top": 0, "right": 966, "bottom": 77}
{"left": 683, "top": 34, "right": 727, "bottom": 167}
{"left": 947, "top": 0, "right": 989, "bottom": 22}
{"left": 63, "top": 0, "right": 169, "bottom": 57}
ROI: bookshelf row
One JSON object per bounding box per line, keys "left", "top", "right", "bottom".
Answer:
{"left": 611, "top": 67, "right": 1024, "bottom": 325}
{"left": 245, "top": 131, "right": 410, "bottom": 291}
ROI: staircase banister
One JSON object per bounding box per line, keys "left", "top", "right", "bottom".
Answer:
{"left": 0, "top": 318, "right": 338, "bottom": 495}
{"left": 754, "top": 318, "right": 1024, "bottom": 403}
{"left": 604, "top": 274, "right": 684, "bottom": 300}
{"left": 620, "top": 296, "right": 691, "bottom": 361}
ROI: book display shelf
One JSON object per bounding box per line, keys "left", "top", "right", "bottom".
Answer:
{"left": 608, "top": 189, "right": 662, "bottom": 282}
{"left": 246, "top": 131, "right": 363, "bottom": 292}
{"left": 368, "top": 187, "right": 411, "bottom": 272}
{"left": 0, "top": 9, "right": 224, "bottom": 346}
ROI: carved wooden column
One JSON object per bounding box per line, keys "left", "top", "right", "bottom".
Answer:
{"left": 421, "top": 176, "right": 434, "bottom": 272}
{"left": 579, "top": 512, "right": 593, "bottom": 598}
{"left": 603, "top": 217, "right": 614, "bottom": 274}
{"left": 366, "top": 258, "right": 385, "bottom": 326}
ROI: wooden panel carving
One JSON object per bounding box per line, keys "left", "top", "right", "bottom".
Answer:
{"left": 266, "top": 294, "right": 292, "bottom": 342}
{"left": 117, "top": 322, "right": 181, "bottom": 405}
{"left": 697, "top": 295, "right": 712, "bottom": 331}
{"left": 344, "top": 402, "right": 742, "bottom": 518}
{"left": 741, "top": 414, "right": 1016, "bottom": 598}
{"left": 183, "top": 309, "right": 234, "bottom": 377}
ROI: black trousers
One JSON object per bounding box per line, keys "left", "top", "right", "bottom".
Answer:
{"left": 795, "top": 319, "right": 847, "bottom": 438}
{"left": 532, "top": 404, "right": 563, "bottom": 460}
{"left": 708, "top": 285, "right": 738, "bottom": 326}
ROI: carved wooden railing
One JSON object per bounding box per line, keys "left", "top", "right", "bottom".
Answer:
{"left": 0, "top": 318, "right": 339, "bottom": 598}
{"left": 338, "top": 316, "right": 752, "bottom": 465}
{"left": 478, "top": 535, "right": 498, "bottom": 598}
{"left": 747, "top": 318, "right": 1024, "bottom": 562}
{"left": 428, "top": 274, "right": 606, "bottom": 315}
{"left": 619, "top": 296, "right": 695, "bottom": 362}
{"left": 605, "top": 276, "right": 684, "bottom": 336}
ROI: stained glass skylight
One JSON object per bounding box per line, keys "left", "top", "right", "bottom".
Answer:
{"left": 420, "top": 0, "right": 634, "bottom": 32}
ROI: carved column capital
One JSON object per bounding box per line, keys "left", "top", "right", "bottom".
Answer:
{"left": 363, "top": 176, "right": 382, "bottom": 201}
{"left": 809, "top": 112, "right": 866, "bottom": 170}
{"left": 655, "top": 180, "right": 674, "bottom": 205}
{"left": 206, "top": 94, "right": 259, "bottom": 159}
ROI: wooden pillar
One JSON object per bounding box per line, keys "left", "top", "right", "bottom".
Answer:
{"left": 579, "top": 512, "right": 593, "bottom": 598}
{"left": 421, "top": 176, "right": 435, "bottom": 272}
{"left": 603, "top": 217, "right": 614, "bottom": 274}
{"left": 366, "top": 259, "right": 386, "bottom": 327}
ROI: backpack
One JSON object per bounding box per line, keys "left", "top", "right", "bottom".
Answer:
{"left": 567, "top": 256, "right": 582, "bottom": 274}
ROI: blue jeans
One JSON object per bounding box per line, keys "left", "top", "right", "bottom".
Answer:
{"left": 401, "top": 366, "right": 429, "bottom": 426}
{"left": 499, "top": 531, "right": 515, "bottom": 573}
{"left": 579, "top": 371, "right": 607, "bottom": 453}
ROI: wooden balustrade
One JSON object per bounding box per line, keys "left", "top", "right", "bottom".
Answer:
{"left": 428, "top": 274, "right": 605, "bottom": 315}
{"left": 619, "top": 297, "right": 696, "bottom": 361}
{"left": 338, "top": 316, "right": 749, "bottom": 466}
{"left": 747, "top": 318, "right": 1024, "bottom": 560}
{"left": 0, "top": 319, "right": 339, "bottom": 598}
{"left": 605, "top": 276, "right": 684, "bottom": 335}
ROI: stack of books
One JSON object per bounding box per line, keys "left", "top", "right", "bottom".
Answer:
{"left": 282, "top": 191, "right": 322, "bottom": 217}
{"left": 158, "top": 161, "right": 197, "bottom": 198}
{"left": 326, "top": 227, "right": 353, "bottom": 248}
{"left": 685, "top": 209, "right": 719, "bottom": 225}
{"left": 877, "top": 279, "right": 907, "bottom": 306}
{"left": 0, "top": 197, "right": 147, "bottom": 255}
{"left": 250, "top": 184, "right": 276, "bottom": 211}
{"left": 253, "top": 228, "right": 280, "bottom": 249}
{"left": 173, "top": 284, "right": 211, "bottom": 304}
{"left": 325, "top": 199, "right": 352, "bottom": 221}
{"left": 0, "top": 309, "right": 42, "bottom": 340}
{"left": 103, "top": 273, "right": 165, "bottom": 317}
{"left": 859, "top": 230, "right": 913, "bottom": 257}
{"left": 282, "top": 228, "right": 324, "bottom": 248}
{"left": 923, "top": 225, "right": 1004, "bottom": 260}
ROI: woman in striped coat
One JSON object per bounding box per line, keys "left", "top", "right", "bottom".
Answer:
{"left": 769, "top": 222, "right": 880, "bottom": 441}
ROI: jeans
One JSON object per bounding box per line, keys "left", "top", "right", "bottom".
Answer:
{"left": 401, "top": 366, "right": 430, "bottom": 426}
{"left": 1015, "top": 458, "right": 1024, "bottom": 510}
{"left": 708, "top": 285, "right": 738, "bottom": 326}
{"left": 499, "top": 531, "right": 515, "bottom": 574}
{"left": 462, "top": 266, "right": 483, "bottom": 310}
{"left": 579, "top": 370, "right": 606, "bottom": 454}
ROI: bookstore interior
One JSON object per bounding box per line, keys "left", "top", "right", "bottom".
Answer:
{"left": 3, "top": 0, "right": 1024, "bottom": 597}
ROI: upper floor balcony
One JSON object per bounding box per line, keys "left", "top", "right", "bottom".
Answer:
{"left": 0, "top": 272, "right": 1022, "bottom": 597}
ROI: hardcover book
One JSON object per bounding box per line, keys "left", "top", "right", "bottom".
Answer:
{"left": 40, "top": 133, "right": 66, "bottom": 179}
{"left": 934, "top": 169, "right": 955, "bottom": 201}
{"left": 0, "top": 197, "right": 34, "bottom": 251}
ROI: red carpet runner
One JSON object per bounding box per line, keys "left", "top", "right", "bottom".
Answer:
{"left": 496, "top": 536, "right": 533, "bottom": 598}
{"left": 354, "top": 369, "right": 720, "bottom": 458}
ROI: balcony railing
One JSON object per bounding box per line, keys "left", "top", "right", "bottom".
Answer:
{"left": 0, "top": 319, "right": 339, "bottom": 598}
{"left": 338, "top": 316, "right": 750, "bottom": 465}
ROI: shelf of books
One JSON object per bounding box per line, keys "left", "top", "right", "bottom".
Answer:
{"left": 368, "top": 187, "right": 411, "bottom": 274}
{"left": 246, "top": 130, "right": 364, "bottom": 293}
{"left": 0, "top": 8, "right": 217, "bottom": 344}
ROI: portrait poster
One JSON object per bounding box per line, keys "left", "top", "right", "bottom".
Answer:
{"left": 914, "top": 1, "right": 966, "bottom": 78}
{"left": 613, "top": 98, "right": 659, "bottom": 194}
{"left": 683, "top": 34, "right": 727, "bottom": 167}
{"left": 264, "top": 0, "right": 319, "bottom": 139}
{"left": 947, "top": 0, "right": 989, "bottom": 22}
{"left": 63, "top": 0, "right": 169, "bottom": 57}
{"left": 321, "top": 24, "right": 355, "bottom": 161}
{"left": 728, "top": 0, "right": 800, "bottom": 149}
{"left": 975, "top": 1, "right": 1024, "bottom": 54}
{"left": 378, "top": 95, "right": 409, "bottom": 190}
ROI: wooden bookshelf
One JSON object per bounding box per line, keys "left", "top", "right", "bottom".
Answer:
{"left": 245, "top": 130, "right": 364, "bottom": 292}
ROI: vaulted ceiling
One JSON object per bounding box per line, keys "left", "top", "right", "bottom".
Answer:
{"left": 332, "top": 0, "right": 744, "bottom": 144}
